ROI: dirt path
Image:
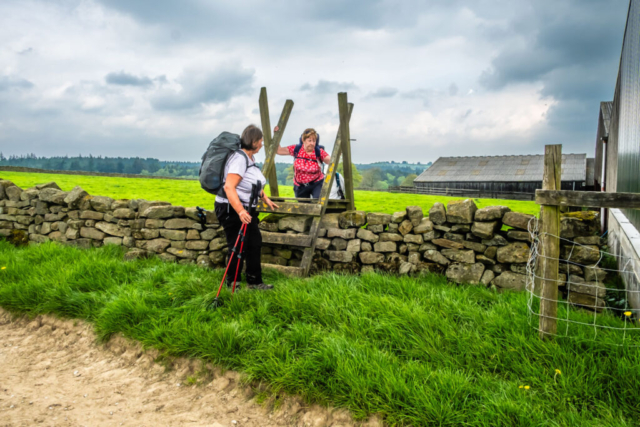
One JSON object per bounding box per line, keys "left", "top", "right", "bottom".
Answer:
{"left": 0, "top": 309, "right": 381, "bottom": 427}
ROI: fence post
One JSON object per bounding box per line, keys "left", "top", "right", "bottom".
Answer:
{"left": 539, "top": 144, "right": 561, "bottom": 339}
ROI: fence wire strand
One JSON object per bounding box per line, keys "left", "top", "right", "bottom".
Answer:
{"left": 525, "top": 216, "right": 640, "bottom": 347}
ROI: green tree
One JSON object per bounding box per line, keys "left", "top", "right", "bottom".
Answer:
{"left": 285, "top": 165, "right": 295, "bottom": 185}
{"left": 337, "top": 162, "right": 362, "bottom": 188}
{"left": 359, "top": 167, "right": 383, "bottom": 189}
{"left": 400, "top": 173, "right": 417, "bottom": 187}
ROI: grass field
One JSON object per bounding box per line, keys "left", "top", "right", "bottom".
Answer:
{"left": 1, "top": 241, "right": 639, "bottom": 426}
{"left": 0, "top": 171, "right": 540, "bottom": 216}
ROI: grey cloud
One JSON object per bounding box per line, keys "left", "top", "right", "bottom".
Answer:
{"left": 369, "top": 87, "right": 398, "bottom": 98}
{"left": 105, "top": 71, "right": 153, "bottom": 87}
{"left": 448, "top": 83, "right": 458, "bottom": 96}
{"left": 151, "top": 64, "right": 254, "bottom": 110}
{"left": 401, "top": 88, "right": 436, "bottom": 106}
{"left": 299, "top": 80, "right": 358, "bottom": 95}
{"left": 0, "top": 75, "right": 34, "bottom": 92}
{"left": 478, "top": 0, "right": 627, "bottom": 141}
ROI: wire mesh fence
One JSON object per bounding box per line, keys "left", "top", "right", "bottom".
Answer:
{"left": 525, "top": 217, "right": 640, "bottom": 346}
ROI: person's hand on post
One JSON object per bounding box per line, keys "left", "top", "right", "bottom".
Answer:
{"left": 274, "top": 126, "right": 279, "bottom": 133}
{"left": 239, "top": 209, "right": 252, "bottom": 224}
{"left": 263, "top": 196, "right": 279, "bottom": 211}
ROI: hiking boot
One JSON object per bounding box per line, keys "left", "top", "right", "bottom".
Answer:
{"left": 246, "top": 283, "right": 274, "bottom": 290}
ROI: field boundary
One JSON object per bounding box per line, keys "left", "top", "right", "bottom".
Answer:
{"left": 0, "top": 166, "right": 197, "bottom": 181}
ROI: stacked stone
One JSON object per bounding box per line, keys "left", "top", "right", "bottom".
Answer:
{"left": 2, "top": 178, "right": 609, "bottom": 312}
{"left": 0, "top": 180, "right": 226, "bottom": 268}
{"left": 558, "top": 214, "right": 607, "bottom": 312}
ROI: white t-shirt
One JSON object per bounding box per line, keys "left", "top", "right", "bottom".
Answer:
{"left": 215, "top": 151, "right": 266, "bottom": 207}
{"left": 330, "top": 173, "right": 346, "bottom": 200}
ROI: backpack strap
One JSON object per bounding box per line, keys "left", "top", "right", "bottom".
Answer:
{"left": 217, "top": 150, "right": 257, "bottom": 198}
{"left": 335, "top": 172, "right": 345, "bottom": 199}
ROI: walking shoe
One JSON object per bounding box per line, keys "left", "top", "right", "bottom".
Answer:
{"left": 246, "top": 283, "right": 274, "bottom": 290}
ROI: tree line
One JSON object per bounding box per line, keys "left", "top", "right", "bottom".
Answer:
{"left": 0, "top": 153, "right": 426, "bottom": 189}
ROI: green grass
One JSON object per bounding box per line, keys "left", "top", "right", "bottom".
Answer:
{"left": 1, "top": 240, "right": 639, "bottom": 426}
{"left": 0, "top": 171, "right": 539, "bottom": 216}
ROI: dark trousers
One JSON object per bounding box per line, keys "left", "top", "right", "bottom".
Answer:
{"left": 215, "top": 202, "right": 263, "bottom": 285}
{"left": 294, "top": 179, "right": 323, "bottom": 198}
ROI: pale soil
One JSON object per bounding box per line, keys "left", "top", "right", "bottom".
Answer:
{"left": 0, "top": 308, "right": 382, "bottom": 427}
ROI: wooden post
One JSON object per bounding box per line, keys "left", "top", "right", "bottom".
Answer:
{"left": 259, "top": 87, "right": 279, "bottom": 197}
{"left": 262, "top": 99, "right": 293, "bottom": 186}
{"left": 539, "top": 144, "right": 561, "bottom": 339}
{"left": 338, "top": 93, "right": 355, "bottom": 210}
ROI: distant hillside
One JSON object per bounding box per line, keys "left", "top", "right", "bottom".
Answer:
{"left": 0, "top": 153, "right": 431, "bottom": 189}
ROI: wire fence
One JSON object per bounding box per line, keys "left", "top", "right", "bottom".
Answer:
{"left": 525, "top": 217, "right": 640, "bottom": 346}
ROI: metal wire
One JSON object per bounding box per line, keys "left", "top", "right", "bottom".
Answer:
{"left": 525, "top": 216, "right": 640, "bottom": 347}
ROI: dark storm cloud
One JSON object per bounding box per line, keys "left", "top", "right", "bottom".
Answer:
{"left": 479, "top": 0, "right": 627, "bottom": 141}
{"left": 150, "top": 64, "right": 255, "bottom": 110}
{"left": 105, "top": 71, "right": 153, "bottom": 87}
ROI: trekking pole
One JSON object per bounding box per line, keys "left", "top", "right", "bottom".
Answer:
{"left": 210, "top": 222, "right": 247, "bottom": 309}
{"left": 230, "top": 181, "right": 262, "bottom": 294}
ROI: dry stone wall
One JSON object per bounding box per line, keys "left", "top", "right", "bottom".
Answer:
{"left": 0, "top": 179, "right": 606, "bottom": 309}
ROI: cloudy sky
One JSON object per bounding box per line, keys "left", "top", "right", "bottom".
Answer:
{"left": 0, "top": 0, "right": 630, "bottom": 164}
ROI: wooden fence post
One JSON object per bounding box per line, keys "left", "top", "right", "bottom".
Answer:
{"left": 539, "top": 144, "right": 561, "bottom": 339}
{"left": 259, "top": 87, "right": 279, "bottom": 197}
{"left": 338, "top": 92, "right": 355, "bottom": 210}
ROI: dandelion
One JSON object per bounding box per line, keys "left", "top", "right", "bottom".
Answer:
{"left": 519, "top": 386, "right": 523, "bottom": 389}
{"left": 624, "top": 311, "right": 632, "bottom": 317}
{"left": 555, "top": 369, "right": 561, "bottom": 375}
{"left": 524, "top": 386, "right": 530, "bottom": 390}
{"left": 1, "top": 267, "right": 6, "bottom": 270}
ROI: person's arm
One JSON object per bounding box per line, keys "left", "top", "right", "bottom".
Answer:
{"left": 321, "top": 150, "right": 332, "bottom": 165}
{"left": 259, "top": 189, "right": 279, "bottom": 211}
{"left": 273, "top": 126, "right": 291, "bottom": 156}
{"left": 223, "top": 174, "right": 252, "bottom": 224}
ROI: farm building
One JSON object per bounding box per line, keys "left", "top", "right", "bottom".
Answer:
{"left": 413, "top": 154, "right": 593, "bottom": 200}
{"left": 597, "top": 0, "right": 640, "bottom": 310}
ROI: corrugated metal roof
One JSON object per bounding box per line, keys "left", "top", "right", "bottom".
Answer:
{"left": 414, "top": 154, "right": 587, "bottom": 183}
{"left": 601, "top": 101, "right": 613, "bottom": 137}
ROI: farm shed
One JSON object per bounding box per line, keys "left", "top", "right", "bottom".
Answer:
{"left": 597, "top": 0, "right": 640, "bottom": 311}
{"left": 413, "top": 154, "right": 591, "bottom": 200}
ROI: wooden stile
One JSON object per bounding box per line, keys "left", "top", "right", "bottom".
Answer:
{"left": 255, "top": 89, "right": 355, "bottom": 277}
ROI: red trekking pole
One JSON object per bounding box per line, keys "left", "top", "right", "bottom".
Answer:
{"left": 209, "top": 182, "right": 261, "bottom": 309}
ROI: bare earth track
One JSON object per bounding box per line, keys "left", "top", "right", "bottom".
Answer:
{"left": 0, "top": 309, "right": 381, "bottom": 427}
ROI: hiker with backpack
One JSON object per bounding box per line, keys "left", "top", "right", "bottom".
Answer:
{"left": 273, "top": 127, "right": 331, "bottom": 199}
{"left": 201, "top": 124, "right": 278, "bottom": 290}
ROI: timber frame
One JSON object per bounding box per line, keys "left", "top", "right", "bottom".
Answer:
{"left": 257, "top": 87, "right": 356, "bottom": 277}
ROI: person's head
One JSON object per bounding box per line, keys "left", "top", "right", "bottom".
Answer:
{"left": 241, "top": 125, "right": 264, "bottom": 153}
{"left": 301, "top": 128, "right": 318, "bottom": 153}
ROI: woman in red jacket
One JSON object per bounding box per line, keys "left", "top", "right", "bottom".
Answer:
{"left": 275, "top": 128, "right": 331, "bottom": 198}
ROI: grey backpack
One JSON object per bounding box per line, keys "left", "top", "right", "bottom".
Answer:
{"left": 199, "top": 132, "right": 244, "bottom": 195}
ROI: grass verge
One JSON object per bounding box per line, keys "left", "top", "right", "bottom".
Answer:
{"left": 0, "top": 240, "right": 638, "bottom": 426}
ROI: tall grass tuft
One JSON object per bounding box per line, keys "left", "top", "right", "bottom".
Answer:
{"left": 1, "top": 240, "right": 639, "bottom": 426}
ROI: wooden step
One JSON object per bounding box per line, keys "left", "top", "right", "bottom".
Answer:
{"left": 256, "top": 200, "right": 323, "bottom": 216}
{"left": 260, "top": 231, "right": 312, "bottom": 247}
{"left": 261, "top": 264, "right": 304, "bottom": 277}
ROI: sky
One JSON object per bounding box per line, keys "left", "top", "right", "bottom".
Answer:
{"left": 0, "top": 0, "right": 630, "bottom": 164}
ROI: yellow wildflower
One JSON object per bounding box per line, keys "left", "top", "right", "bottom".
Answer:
{"left": 1, "top": 266, "right": 6, "bottom": 270}
{"left": 519, "top": 385, "right": 523, "bottom": 389}
{"left": 524, "top": 386, "right": 530, "bottom": 390}
{"left": 555, "top": 369, "right": 561, "bottom": 375}
{"left": 624, "top": 311, "right": 632, "bottom": 317}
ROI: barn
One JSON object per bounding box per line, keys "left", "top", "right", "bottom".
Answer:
{"left": 413, "top": 154, "right": 592, "bottom": 200}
